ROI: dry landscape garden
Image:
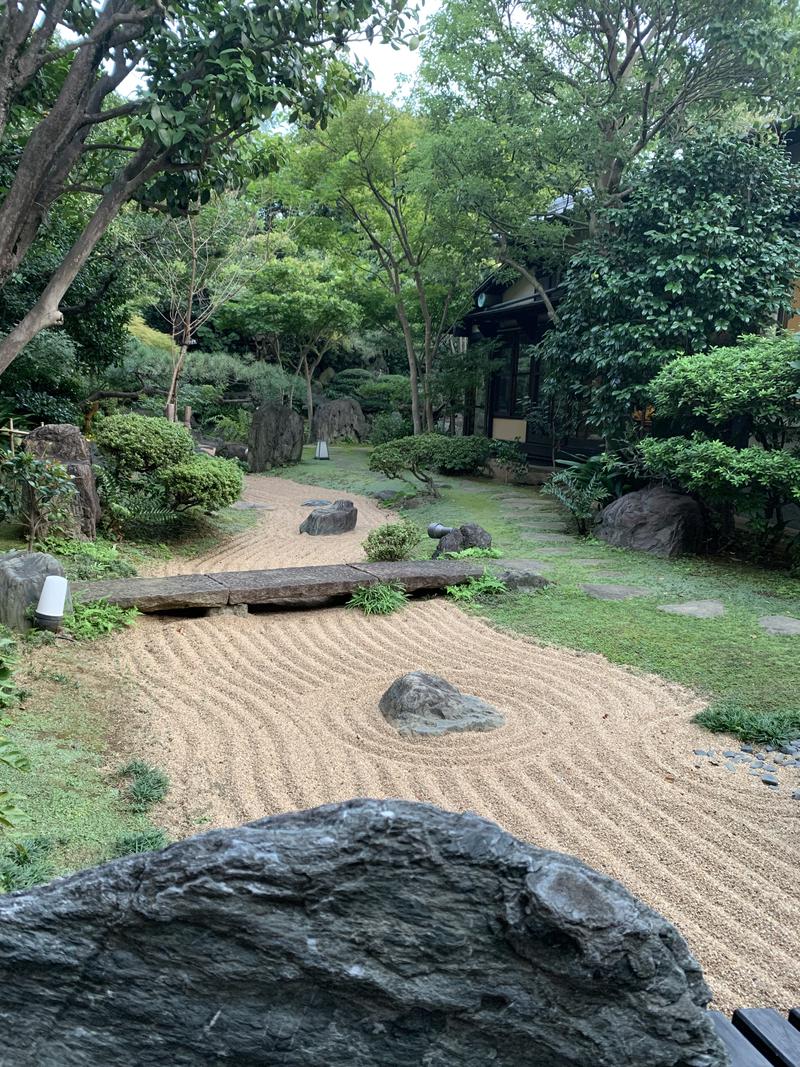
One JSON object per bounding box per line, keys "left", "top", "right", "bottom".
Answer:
{"left": 1, "top": 0, "right": 800, "bottom": 1062}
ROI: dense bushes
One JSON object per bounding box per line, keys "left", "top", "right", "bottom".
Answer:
{"left": 94, "top": 414, "right": 242, "bottom": 523}
{"left": 160, "top": 455, "right": 243, "bottom": 512}
{"left": 362, "top": 520, "right": 421, "bottom": 562}
{"left": 369, "top": 434, "right": 491, "bottom": 496}
{"left": 370, "top": 412, "right": 414, "bottom": 444}
{"left": 94, "top": 414, "right": 194, "bottom": 474}
{"left": 651, "top": 335, "right": 800, "bottom": 449}
{"left": 640, "top": 435, "right": 800, "bottom": 553}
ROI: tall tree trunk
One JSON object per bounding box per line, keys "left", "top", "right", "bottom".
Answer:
{"left": 395, "top": 300, "right": 422, "bottom": 435}
{"left": 166, "top": 342, "right": 189, "bottom": 418}
{"left": 0, "top": 142, "right": 160, "bottom": 374}
{"left": 304, "top": 356, "right": 314, "bottom": 442}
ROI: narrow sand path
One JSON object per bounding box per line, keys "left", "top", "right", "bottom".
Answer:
{"left": 116, "top": 474, "right": 799, "bottom": 1013}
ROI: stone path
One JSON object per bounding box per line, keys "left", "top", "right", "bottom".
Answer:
{"left": 658, "top": 600, "right": 726, "bottom": 619}
{"left": 758, "top": 615, "right": 800, "bottom": 636}
{"left": 581, "top": 583, "right": 652, "bottom": 601}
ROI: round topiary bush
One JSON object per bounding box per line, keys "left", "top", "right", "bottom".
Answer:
{"left": 94, "top": 414, "right": 195, "bottom": 474}
{"left": 159, "top": 455, "right": 243, "bottom": 512}
{"left": 362, "top": 520, "right": 422, "bottom": 562}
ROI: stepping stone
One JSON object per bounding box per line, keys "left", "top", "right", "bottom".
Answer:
{"left": 758, "top": 615, "right": 800, "bottom": 636}
{"left": 572, "top": 558, "right": 608, "bottom": 567}
{"left": 529, "top": 547, "right": 576, "bottom": 556}
{"left": 302, "top": 499, "right": 331, "bottom": 507}
{"left": 494, "top": 558, "right": 554, "bottom": 572}
{"left": 657, "top": 600, "right": 725, "bottom": 619}
{"left": 581, "top": 583, "right": 652, "bottom": 601}
{"left": 521, "top": 533, "right": 574, "bottom": 543}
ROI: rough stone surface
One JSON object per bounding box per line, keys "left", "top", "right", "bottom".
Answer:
{"left": 595, "top": 486, "right": 706, "bottom": 558}
{"left": 758, "top": 614, "right": 800, "bottom": 636}
{"left": 380, "top": 672, "right": 505, "bottom": 735}
{"left": 302, "top": 499, "right": 331, "bottom": 507}
{"left": 215, "top": 442, "right": 248, "bottom": 461}
{"left": 24, "top": 423, "right": 100, "bottom": 539}
{"left": 0, "top": 550, "right": 70, "bottom": 631}
{"left": 0, "top": 799, "right": 724, "bottom": 1067}
{"left": 310, "top": 397, "right": 367, "bottom": 443}
{"left": 433, "top": 522, "right": 492, "bottom": 558}
{"left": 581, "top": 583, "right": 652, "bottom": 601}
{"left": 248, "top": 403, "right": 303, "bottom": 472}
{"left": 299, "top": 499, "right": 357, "bottom": 536}
{"left": 494, "top": 568, "right": 552, "bottom": 592}
{"left": 657, "top": 600, "right": 725, "bottom": 619}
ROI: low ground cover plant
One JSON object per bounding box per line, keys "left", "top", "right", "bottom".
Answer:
{"left": 694, "top": 700, "right": 800, "bottom": 745}
{"left": 362, "top": 520, "right": 422, "bottom": 562}
{"left": 63, "top": 600, "right": 138, "bottom": 640}
{"left": 39, "top": 537, "right": 137, "bottom": 581}
{"left": 116, "top": 760, "right": 169, "bottom": 814}
{"left": 444, "top": 547, "right": 502, "bottom": 560}
{"left": 446, "top": 569, "right": 507, "bottom": 603}
{"left": 347, "top": 581, "right": 408, "bottom": 615}
{"left": 110, "top": 828, "right": 169, "bottom": 858}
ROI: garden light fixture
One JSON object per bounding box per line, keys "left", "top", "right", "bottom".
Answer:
{"left": 35, "top": 575, "right": 69, "bottom": 632}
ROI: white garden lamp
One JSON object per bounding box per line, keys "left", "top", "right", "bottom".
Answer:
{"left": 34, "top": 575, "right": 69, "bottom": 631}
{"left": 314, "top": 440, "right": 330, "bottom": 460}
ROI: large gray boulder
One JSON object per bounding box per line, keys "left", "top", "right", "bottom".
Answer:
{"left": 24, "top": 424, "right": 100, "bottom": 539}
{"left": 248, "top": 403, "right": 303, "bottom": 472}
{"left": 0, "top": 550, "right": 70, "bottom": 631}
{"left": 595, "top": 486, "right": 706, "bottom": 559}
{"left": 310, "top": 397, "right": 367, "bottom": 442}
{"left": 0, "top": 799, "right": 724, "bottom": 1067}
{"left": 299, "top": 499, "right": 357, "bottom": 535}
{"left": 433, "top": 521, "right": 492, "bottom": 558}
{"left": 380, "top": 671, "right": 505, "bottom": 735}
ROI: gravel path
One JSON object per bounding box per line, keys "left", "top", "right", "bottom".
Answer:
{"left": 114, "top": 474, "right": 800, "bottom": 1013}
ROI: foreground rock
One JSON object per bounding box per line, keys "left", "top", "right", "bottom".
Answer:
{"left": 595, "top": 487, "right": 705, "bottom": 558}
{"left": 310, "top": 397, "right": 367, "bottom": 442}
{"left": 248, "top": 403, "right": 303, "bottom": 471}
{"left": 380, "top": 671, "right": 505, "bottom": 735}
{"left": 215, "top": 442, "right": 248, "bottom": 462}
{"left": 0, "top": 550, "right": 70, "bottom": 631}
{"left": 299, "top": 499, "right": 357, "bottom": 535}
{"left": 0, "top": 799, "right": 723, "bottom": 1067}
{"left": 433, "top": 521, "right": 492, "bottom": 557}
{"left": 24, "top": 423, "right": 100, "bottom": 539}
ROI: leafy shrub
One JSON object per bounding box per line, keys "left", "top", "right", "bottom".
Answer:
{"left": 0, "top": 451, "right": 76, "bottom": 549}
{"left": 211, "top": 409, "right": 253, "bottom": 442}
{"left": 640, "top": 434, "right": 800, "bottom": 552}
{"left": 435, "top": 435, "right": 492, "bottom": 474}
{"left": 370, "top": 412, "right": 414, "bottom": 444}
{"left": 0, "top": 838, "right": 54, "bottom": 891}
{"left": 347, "top": 581, "right": 409, "bottom": 615}
{"left": 63, "top": 600, "right": 138, "bottom": 640}
{"left": 651, "top": 335, "right": 800, "bottom": 449}
{"left": 444, "top": 546, "right": 502, "bottom": 559}
{"left": 110, "top": 828, "right": 169, "bottom": 858}
{"left": 159, "top": 455, "right": 243, "bottom": 512}
{"left": 446, "top": 569, "right": 507, "bottom": 603}
{"left": 117, "top": 759, "right": 169, "bottom": 813}
{"left": 0, "top": 633, "right": 28, "bottom": 831}
{"left": 694, "top": 699, "right": 800, "bottom": 745}
{"left": 38, "top": 537, "right": 137, "bottom": 580}
{"left": 490, "top": 440, "right": 528, "bottom": 479}
{"left": 0, "top": 633, "right": 21, "bottom": 710}
{"left": 362, "top": 520, "right": 421, "bottom": 562}
{"left": 369, "top": 434, "right": 490, "bottom": 496}
{"left": 94, "top": 414, "right": 194, "bottom": 475}
{"left": 541, "top": 457, "right": 613, "bottom": 535}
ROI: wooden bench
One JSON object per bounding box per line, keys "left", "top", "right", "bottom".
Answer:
{"left": 70, "top": 559, "right": 486, "bottom": 613}
{"left": 711, "top": 1008, "right": 800, "bottom": 1066}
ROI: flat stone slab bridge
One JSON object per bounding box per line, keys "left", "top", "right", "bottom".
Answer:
{"left": 71, "top": 559, "right": 485, "bottom": 614}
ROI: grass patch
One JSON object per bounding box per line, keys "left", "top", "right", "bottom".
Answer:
{"left": 37, "top": 537, "right": 138, "bottom": 581}
{"left": 348, "top": 581, "right": 408, "bottom": 615}
{"left": 117, "top": 759, "right": 169, "bottom": 813}
{"left": 110, "top": 828, "right": 169, "bottom": 858}
{"left": 694, "top": 700, "right": 800, "bottom": 744}
{"left": 0, "top": 837, "right": 55, "bottom": 891}
{"left": 444, "top": 546, "right": 503, "bottom": 559}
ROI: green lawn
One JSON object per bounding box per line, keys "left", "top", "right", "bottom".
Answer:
{"left": 278, "top": 445, "right": 800, "bottom": 741}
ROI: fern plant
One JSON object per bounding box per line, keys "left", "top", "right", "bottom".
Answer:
{"left": 347, "top": 581, "right": 409, "bottom": 615}
{"left": 446, "top": 569, "right": 507, "bottom": 603}
{"left": 63, "top": 600, "right": 138, "bottom": 641}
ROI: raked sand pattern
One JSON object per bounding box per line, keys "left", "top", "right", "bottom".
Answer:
{"left": 114, "top": 474, "right": 800, "bottom": 1013}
